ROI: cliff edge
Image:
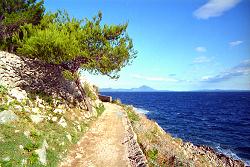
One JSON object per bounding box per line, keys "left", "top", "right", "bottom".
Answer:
{"left": 123, "top": 105, "right": 245, "bottom": 167}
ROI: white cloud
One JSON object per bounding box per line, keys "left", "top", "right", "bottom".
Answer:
{"left": 195, "top": 46, "right": 207, "bottom": 52}
{"left": 131, "top": 74, "right": 179, "bottom": 82}
{"left": 201, "top": 59, "right": 250, "bottom": 82}
{"left": 193, "top": 0, "right": 241, "bottom": 19}
{"left": 229, "top": 40, "right": 243, "bottom": 47}
{"left": 193, "top": 56, "right": 211, "bottom": 64}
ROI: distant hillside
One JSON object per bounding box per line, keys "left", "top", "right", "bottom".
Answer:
{"left": 100, "top": 85, "right": 156, "bottom": 92}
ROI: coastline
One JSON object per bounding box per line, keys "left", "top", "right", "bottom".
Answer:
{"left": 124, "top": 104, "right": 246, "bottom": 166}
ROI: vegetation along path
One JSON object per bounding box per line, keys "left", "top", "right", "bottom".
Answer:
{"left": 59, "top": 103, "right": 131, "bottom": 167}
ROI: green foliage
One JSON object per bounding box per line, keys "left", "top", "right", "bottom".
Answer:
{"left": 0, "top": 85, "right": 8, "bottom": 96}
{"left": 62, "top": 70, "right": 79, "bottom": 81}
{"left": 16, "top": 11, "right": 137, "bottom": 79}
{"left": 147, "top": 148, "right": 158, "bottom": 162}
{"left": 126, "top": 106, "right": 140, "bottom": 123}
{"left": 27, "top": 90, "right": 53, "bottom": 106}
{"left": 95, "top": 103, "right": 105, "bottom": 116}
{"left": 84, "top": 83, "right": 97, "bottom": 100}
{"left": 0, "top": 98, "right": 20, "bottom": 112}
{"left": 0, "top": 0, "right": 45, "bottom": 51}
{"left": 0, "top": 103, "right": 9, "bottom": 112}
{"left": 92, "top": 85, "right": 99, "bottom": 95}
{"left": 112, "top": 98, "right": 122, "bottom": 105}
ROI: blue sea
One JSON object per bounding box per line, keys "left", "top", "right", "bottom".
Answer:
{"left": 102, "top": 92, "right": 250, "bottom": 165}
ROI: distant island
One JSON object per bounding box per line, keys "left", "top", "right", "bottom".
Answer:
{"left": 100, "top": 85, "right": 157, "bottom": 92}
{"left": 100, "top": 86, "right": 250, "bottom": 92}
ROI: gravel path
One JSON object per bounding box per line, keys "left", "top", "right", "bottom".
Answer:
{"left": 59, "top": 103, "right": 131, "bottom": 167}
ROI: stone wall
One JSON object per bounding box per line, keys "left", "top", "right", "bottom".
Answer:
{"left": 0, "top": 51, "right": 89, "bottom": 108}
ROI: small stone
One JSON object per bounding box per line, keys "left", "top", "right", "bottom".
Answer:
{"left": 77, "top": 125, "right": 81, "bottom": 131}
{"left": 19, "top": 145, "right": 24, "bottom": 149}
{"left": 31, "top": 108, "right": 40, "bottom": 113}
{"left": 52, "top": 117, "right": 57, "bottom": 122}
{"left": 58, "top": 117, "right": 67, "bottom": 128}
{"left": 2, "top": 156, "right": 10, "bottom": 161}
{"left": 0, "top": 110, "right": 19, "bottom": 124}
{"left": 66, "top": 134, "right": 72, "bottom": 143}
{"left": 21, "top": 159, "right": 27, "bottom": 165}
{"left": 9, "top": 87, "right": 27, "bottom": 101}
{"left": 35, "top": 96, "right": 43, "bottom": 106}
{"left": 35, "top": 140, "right": 48, "bottom": 165}
{"left": 13, "top": 105, "right": 22, "bottom": 111}
{"left": 24, "top": 131, "right": 30, "bottom": 138}
{"left": 23, "top": 106, "right": 31, "bottom": 112}
{"left": 30, "top": 114, "right": 44, "bottom": 124}
{"left": 53, "top": 108, "right": 64, "bottom": 114}
{"left": 75, "top": 153, "right": 83, "bottom": 159}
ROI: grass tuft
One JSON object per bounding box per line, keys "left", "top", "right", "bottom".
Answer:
{"left": 125, "top": 106, "right": 140, "bottom": 123}
{"left": 95, "top": 103, "right": 105, "bottom": 116}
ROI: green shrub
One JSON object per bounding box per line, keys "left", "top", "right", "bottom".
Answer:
{"left": 27, "top": 90, "right": 53, "bottom": 106}
{"left": 95, "top": 103, "right": 105, "bottom": 116}
{"left": 62, "top": 70, "right": 78, "bottom": 81}
{"left": 147, "top": 148, "right": 158, "bottom": 162}
{"left": 126, "top": 107, "right": 140, "bottom": 123}
{"left": 84, "top": 83, "right": 97, "bottom": 100}
{"left": 0, "top": 85, "right": 8, "bottom": 96}
{"left": 112, "top": 98, "right": 122, "bottom": 105}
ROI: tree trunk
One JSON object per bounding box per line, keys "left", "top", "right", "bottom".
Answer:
{"left": 75, "top": 77, "right": 92, "bottom": 112}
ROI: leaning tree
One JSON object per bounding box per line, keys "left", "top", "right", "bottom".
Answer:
{"left": 14, "top": 11, "right": 137, "bottom": 111}
{"left": 0, "top": 0, "right": 45, "bottom": 52}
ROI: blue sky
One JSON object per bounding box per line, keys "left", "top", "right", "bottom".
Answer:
{"left": 45, "top": 0, "right": 250, "bottom": 91}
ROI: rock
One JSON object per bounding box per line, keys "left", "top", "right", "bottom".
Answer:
{"left": 66, "top": 134, "right": 72, "bottom": 143}
{"left": 15, "top": 130, "right": 20, "bottom": 133}
{"left": 31, "top": 107, "right": 40, "bottom": 113}
{"left": 23, "top": 131, "right": 30, "bottom": 138}
{"left": 51, "top": 116, "right": 57, "bottom": 122}
{"left": 77, "top": 125, "right": 81, "bottom": 131}
{"left": 58, "top": 117, "right": 67, "bottom": 128}
{"left": 2, "top": 156, "right": 10, "bottom": 161}
{"left": 53, "top": 108, "right": 64, "bottom": 114}
{"left": 13, "top": 105, "right": 23, "bottom": 111}
{"left": 9, "top": 87, "right": 27, "bottom": 101}
{"left": 35, "top": 140, "right": 48, "bottom": 165}
{"left": 35, "top": 96, "right": 43, "bottom": 106}
{"left": 0, "top": 110, "right": 19, "bottom": 124}
{"left": 30, "top": 114, "right": 44, "bottom": 124}
{"left": 19, "top": 145, "right": 24, "bottom": 150}
{"left": 23, "top": 106, "right": 31, "bottom": 112}
{"left": 21, "top": 159, "right": 27, "bottom": 166}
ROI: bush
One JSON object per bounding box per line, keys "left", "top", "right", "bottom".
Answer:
{"left": 126, "top": 106, "right": 140, "bottom": 123}
{"left": 112, "top": 98, "right": 122, "bottom": 105}
{"left": 147, "top": 148, "right": 158, "bottom": 162}
{"left": 0, "top": 85, "right": 8, "bottom": 95}
{"left": 84, "top": 83, "right": 97, "bottom": 100}
{"left": 95, "top": 103, "right": 105, "bottom": 116}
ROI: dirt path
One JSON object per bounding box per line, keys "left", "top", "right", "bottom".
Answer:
{"left": 59, "top": 103, "right": 131, "bottom": 167}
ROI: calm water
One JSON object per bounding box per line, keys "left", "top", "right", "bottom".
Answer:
{"left": 102, "top": 92, "right": 250, "bottom": 165}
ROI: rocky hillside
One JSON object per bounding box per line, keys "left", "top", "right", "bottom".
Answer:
{"left": 123, "top": 105, "right": 245, "bottom": 167}
{"left": 0, "top": 51, "right": 104, "bottom": 166}
{"left": 0, "top": 51, "right": 246, "bottom": 167}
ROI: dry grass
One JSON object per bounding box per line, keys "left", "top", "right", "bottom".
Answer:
{"left": 125, "top": 108, "right": 229, "bottom": 167}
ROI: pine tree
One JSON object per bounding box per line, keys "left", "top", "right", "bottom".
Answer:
{"left": 16, "top": 11, "right": 137, "bottom": 111}
{"left": 0, "top": 0, "right": 44, "bottom": 52}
